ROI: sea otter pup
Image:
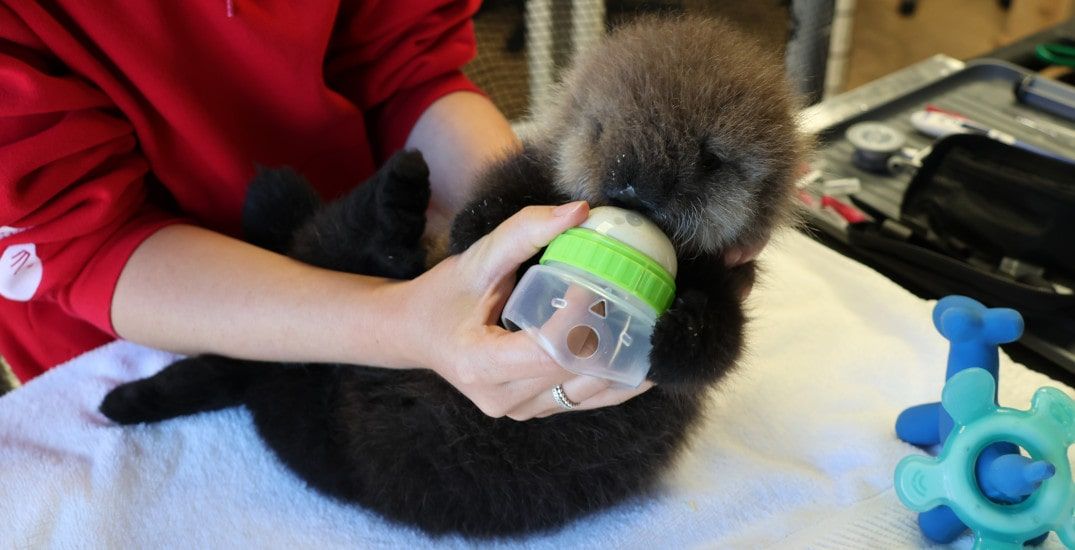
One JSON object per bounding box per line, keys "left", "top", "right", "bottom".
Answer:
{"left": 100, "top": 16, "right": 807, "bottom": 538}
{"left": 452, "top": 16, "right": 804, "bottom": 259}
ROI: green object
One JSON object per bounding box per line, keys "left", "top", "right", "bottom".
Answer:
{"left": 894, "top": 368, "right": 1075, "bottom": 550}
{"left": 0, "top": 356, "right": 16, "bottom": 396}
{"left": 540, "top": 228, "right": 676, "bottom": 313}
{"left": 1036, "top": 43, "right": 1075, "bottom": 67}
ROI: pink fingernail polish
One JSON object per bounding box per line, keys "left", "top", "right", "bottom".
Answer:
{"left": 553, "top": 201, "right": 585, "bottom": 217}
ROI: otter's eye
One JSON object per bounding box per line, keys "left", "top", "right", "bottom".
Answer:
{"left": 698, "top": 143, "right": 724, "bottom": 174}
{"left": 591, "top": 119, "right": 604, "bottom": 143}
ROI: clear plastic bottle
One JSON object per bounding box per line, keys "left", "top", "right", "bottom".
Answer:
{"left": 502, "top": 206, "right": 676, "bottom": 387}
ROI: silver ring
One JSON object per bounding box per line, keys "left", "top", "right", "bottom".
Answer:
{"left": 552, "top": 384, "right": 580, "bottom": 410}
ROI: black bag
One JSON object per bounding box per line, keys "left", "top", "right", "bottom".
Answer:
{"left": 845, "top": 133, "right": 1075, "bottom": 318}
{"left": 901, "top": 133, "right": 1075, "bottom": 280}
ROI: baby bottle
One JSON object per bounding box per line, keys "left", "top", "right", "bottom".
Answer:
{"left": 502, "top": 206, "right": 677, "bottom": 387}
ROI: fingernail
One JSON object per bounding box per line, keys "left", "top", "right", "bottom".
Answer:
{"left": 724, "top": 250, "right": 741, "bottom": 267}
{"left": 553, "top": 201, "right": 586, "bottom": 217}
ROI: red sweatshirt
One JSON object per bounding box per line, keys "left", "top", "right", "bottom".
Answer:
{"left": 0, "top": 0, "right": 483, "bottom": 382}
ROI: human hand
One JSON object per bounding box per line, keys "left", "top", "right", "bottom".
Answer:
{"left": 388, "top": 202, "right": 653, "bottom": 420}
{"left": 721, "top": 231, "right": 770, "bottom": 300}
{"left": 722, "top": 233, "right": 769, "bottom": 267}
{"left": 719, "top": 162, "right": 814, "bottom": 282}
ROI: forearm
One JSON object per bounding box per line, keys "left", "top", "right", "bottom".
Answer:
{"left": 111, "top": 94, "right": 517, "bottom": 367}
{"left": 405, "top": 91, "right": 521, "bottom": 240}
{"left": 111, "top": 224, "right": 413, "bottom": 368}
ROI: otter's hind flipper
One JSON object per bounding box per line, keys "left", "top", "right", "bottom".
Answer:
{"left": 243, "top": 166, "right": 323, "bottom": 253}
{"left": 100, "top": 356, "right": 265, "bottom": 425}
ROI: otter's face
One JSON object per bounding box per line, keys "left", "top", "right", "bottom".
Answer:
{"left": 541, "top": 18, "right": 804, "bottom": 255}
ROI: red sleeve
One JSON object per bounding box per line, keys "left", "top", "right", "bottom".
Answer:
{"left": 325, "top": 0, "right": 485, "bottom": 163}
{"left": 0, "top": 6, "right": 181, "bottom": 335}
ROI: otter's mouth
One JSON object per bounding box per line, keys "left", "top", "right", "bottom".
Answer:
{"left": 605, "top": 183, "right": 638, "bottom": 205}
{"left": 599, "top": 184, "right": 680, "bottom": 240}
{"left": 603, "top": 183, "right": 660, "bottom": 217}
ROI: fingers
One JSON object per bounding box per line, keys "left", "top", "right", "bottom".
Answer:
{"left": 472, "top": 330, "right": 657, "bottom": 420}
{"left": 724, "top": 231, "right": 772, "bottom": 267}
{"left": 739, "top": 237, "right": 768, "bottom": 263}
{"left": 470, "top": 202, "right": 588, "bottom": 285}
{"left": 506, "top": 376, "right": 655, "bottom": 421}
{"left": 464, "top": 332, "right": 655, "bottom": 420}
{"left": 505, "top": 374, "right": 612, "bottom": 421}
{"left": 457, "top": 331, "right": 571, "bottom": 418}
{"left": 535, "top": 380, "right": 655, "bottom": 418}
{"left": 479, "top": 330, "right": 566, "bottom": 384}
{"left": 723, "top": 248, "right": 743, "bottom": 267}
{"left": 497, "top": 372, "right": 579, "bottom": 420}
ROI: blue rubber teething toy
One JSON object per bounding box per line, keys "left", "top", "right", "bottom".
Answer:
{"left": 894, "top": 296, "right": 1074, "bottom": 546}
{"left": 896, "top": 295, "right": 1024, "bottom": 447}
{"left": 894, "top": 367, "right": 1075, "bottom": 549}
{"left": 895, "top": 296, "right": 1046, "bottom": 543}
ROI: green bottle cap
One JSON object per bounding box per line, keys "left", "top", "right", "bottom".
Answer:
{"left": 540, "top": 227, "right": 676, "bottom": 313}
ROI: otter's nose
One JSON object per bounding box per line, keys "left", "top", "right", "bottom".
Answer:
{"left": 605, "top": 184, "right": 641, "bottom": 210}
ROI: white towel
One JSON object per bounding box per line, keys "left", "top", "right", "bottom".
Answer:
{"left": 1, "top": 230, "right": 1071, "bottom": 549}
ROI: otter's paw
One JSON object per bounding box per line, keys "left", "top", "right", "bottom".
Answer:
{"left": 647, "top": 288, "right": 743, "bottom": 390}
{"left": 448, "top": 194, "right": 524, "bottom": 255}
{"left": 375, "top": 150, "right": 431, "bottom": 236}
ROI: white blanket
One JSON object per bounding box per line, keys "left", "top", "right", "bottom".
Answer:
{"left": 1, "top": 230, "right": 1071, "bottom": 549}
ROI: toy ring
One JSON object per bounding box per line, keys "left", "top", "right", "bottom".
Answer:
{"left": 894, "top": 368, "right": 1075, "bottom": 549}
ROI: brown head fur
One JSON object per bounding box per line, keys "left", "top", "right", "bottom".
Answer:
{"left": 528, "top": 16, "right": 808, "bottom": 255}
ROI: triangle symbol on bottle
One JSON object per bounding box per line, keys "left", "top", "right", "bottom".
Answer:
{"left": 589, "top": 299, "right": 607, "bottom": 318}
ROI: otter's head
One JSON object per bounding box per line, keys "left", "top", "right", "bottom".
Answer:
{"left": 533, "top": 17, "right": 807, "bottom": 254}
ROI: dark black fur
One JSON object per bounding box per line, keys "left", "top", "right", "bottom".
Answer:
{"left": 241, "top": 165, "right": 322, "bottom": 252}
{"left": 100, "top": 16, "right": 793, "bottom": 539}
{"left": 100, "top": 148, "right": 751, "bottom": 538}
